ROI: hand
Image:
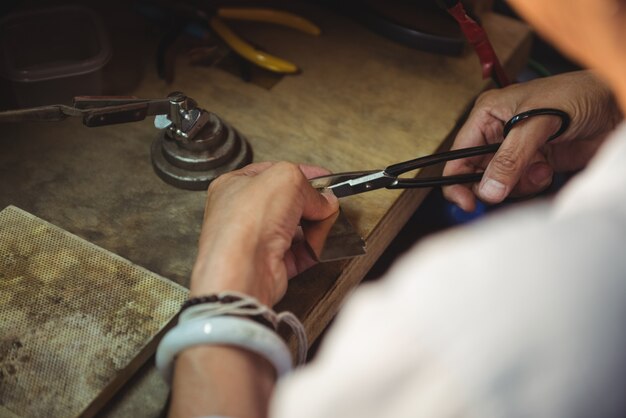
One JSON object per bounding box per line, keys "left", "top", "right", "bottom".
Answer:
{"left": 189, "top": 162, "right": 339, "bottom": 306}
{"left": 443, "top": 71, "right": 622, "bottom": 211}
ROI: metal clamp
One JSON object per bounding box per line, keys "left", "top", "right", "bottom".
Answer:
{"left": 151, "top": 92, "right": 253, "bottom": 190}
{"left": 0, "top": 92, "right": 253, "bottom": 190}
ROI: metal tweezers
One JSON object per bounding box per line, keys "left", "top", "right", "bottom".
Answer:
{"left": 311, "top": 108, "right": 570, "bottom": 198}
{"left": 0, "top": 96, "right": 173, "bottom": 127}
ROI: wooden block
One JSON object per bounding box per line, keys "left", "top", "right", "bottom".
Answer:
{"left": 0, "top": 206, "right": 187, "bottom": 418}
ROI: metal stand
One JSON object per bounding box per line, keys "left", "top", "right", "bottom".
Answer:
{"left": 150, "top": 93, "right": 252, "bottom": 190}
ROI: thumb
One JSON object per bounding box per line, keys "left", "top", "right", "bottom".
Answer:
{"left": 298, "top": 164, "right": 340, "bottom": 221}
{"left": 301, "top": 187, "right": 339, "bottom": 221}
{"left": 477, "top": 114, "right": 562, "bottom": 204}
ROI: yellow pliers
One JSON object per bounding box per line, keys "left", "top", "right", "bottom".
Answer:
{"left": 209, "top": 8, "right": 321, "bottom": 74}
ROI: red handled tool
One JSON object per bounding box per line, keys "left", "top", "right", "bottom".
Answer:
{"left": 440, "top": 0, "right": 511, "bottom": 87}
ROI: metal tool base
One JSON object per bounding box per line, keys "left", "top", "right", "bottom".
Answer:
{"left": 151, "top": 136, "right": 252, "bottom": 190}
{"left": 151, "top": 114, "right": 253, "bottom": 190}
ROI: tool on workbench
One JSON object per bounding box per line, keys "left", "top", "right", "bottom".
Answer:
{"left": 151, "top": 92, "right": 252, "bottom": 190}
{"left": 438, "top": 0, "right": 511, "bottom": 87}
{"left": 139, "top": 2, "right": 320, "bottom": 83}
{"left": 331, "top": 0, "right": 466, "bottom": 56}
{"left": 208, "top": 7, "right": 320, "bottom": 74}
{"left": 0, "top": 92, "right": 252, "bottom": 190}
{"left": 311, "top": 108, "right": 570, "bottom": 197}
{"left": 0, "top": 96, "right": 171, "bottom": 126}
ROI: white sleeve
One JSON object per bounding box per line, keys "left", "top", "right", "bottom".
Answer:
{"left": 270, "top": 124, "right": 626, "bottom": 418}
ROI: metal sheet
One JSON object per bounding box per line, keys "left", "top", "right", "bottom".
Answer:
{"left": 302, "top": 208, "right": 366, "bottom": 262}
{"left": 0, "top": 206, "right": 187, "bottom": 418}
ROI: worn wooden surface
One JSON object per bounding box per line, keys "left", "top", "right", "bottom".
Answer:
{"left": 0, "top": 2, "right": 531, "bottom": 416}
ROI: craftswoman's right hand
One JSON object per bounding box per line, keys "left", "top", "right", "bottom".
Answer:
{"left": 190, "top": 162, "right": 339, "bottom": 307}
{"left": 443, "top": 71, "right": 622, "bottom": 211}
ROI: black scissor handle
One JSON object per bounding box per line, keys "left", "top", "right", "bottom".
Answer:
{"left": 386, "top": 107, "right": 570, "bottom": 188}
{"left": 388, "top": 172, "right": 484, "bottom": 189}
{"left": 503, "top": 108, "right": 570, "bottom": 142}
{"left": 386, "top": 142, "right": 500, "bottom": 176}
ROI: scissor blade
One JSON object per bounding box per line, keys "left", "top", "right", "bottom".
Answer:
{"left": 311, "top": 170, "right": 396, "bottom": 198}
{"left": 309, "top": 171, "right": 375, "bottom": 189}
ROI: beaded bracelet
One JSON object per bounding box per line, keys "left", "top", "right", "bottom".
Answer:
{"left": 180, "top": 294, "right": 242, "bottom": 311}
{"left": 180, "top": 293, "right": 274, "bottom": 329}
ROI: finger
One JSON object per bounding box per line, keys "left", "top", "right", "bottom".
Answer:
{"left": 298, "top": 164, "right": 332, "bottom": 179}
{"left": 546, "top": 137, "right": 606, "bottom": 172}
{"left": 227, "top": 162, "right": 331, "bottom": 184}
{"left": 263, "top": 162, "right": 339, "bottom": 222}
{"left": 288, "top": 166, "right": 339, "bottom": 220}
{"left": 444, "top": 115, "right": 498, "bottom": 175}
{"left": 301, "top": 187, "right": 339, "bottom": 221}
{"left": 442, "top": 107, "right": 506, "bottom": 209}
{"left": 445, "top": 185, "right": 478, "bottom": 212}
{"left": 442, "top": 148, "right": 483, "bottom": 212}
{"left": 477, "top": 114, "right": 562, "bottom": 204}
{"left": 284, "top": 241, "right": 318, "bottom": 279}
{"left": 235, "top": 161, "right": 276, "bottom": 176}
{"left": 510, "top": 153, "right": 554, "bottom": 197}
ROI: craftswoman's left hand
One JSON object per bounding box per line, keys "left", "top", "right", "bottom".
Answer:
{"left": 189, "top": 162, "right": 339, "bottom": 306}
{"left": 442, "top": 71, "right": 621, "bottom": 211}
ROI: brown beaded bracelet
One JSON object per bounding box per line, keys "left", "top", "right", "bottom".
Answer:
{"left": 180, "top": 294, "right": 242, "bottom": 311}
{"left": 180, "top": 294, "right": 275, "bottom": 330}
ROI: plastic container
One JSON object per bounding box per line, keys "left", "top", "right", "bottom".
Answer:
{"left": 0, "top": 5, "right": 112, "bottom": 106}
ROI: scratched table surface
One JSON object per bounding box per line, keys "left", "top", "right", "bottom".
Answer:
{"left": 0, "top": 2, "right": 530, "bottom": 416}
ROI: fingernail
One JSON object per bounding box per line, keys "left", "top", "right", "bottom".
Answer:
{"left": 479, "top": 179, "right": 507, "bottom": 202}
{"left": 528, "top": 163, "right": 553, "bottom": 186}
{"left": 321, "top": 189, "right": 338, "bottom": 204}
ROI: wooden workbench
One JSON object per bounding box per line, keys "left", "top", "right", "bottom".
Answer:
{"left": 0, "top": 3, "right": 530, "bottom": 416}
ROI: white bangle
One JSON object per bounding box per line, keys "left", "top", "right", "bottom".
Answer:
{"left": 177, "top": 291, "right": 308, "bottom": 365}
{"left": 156, "top": 315, "right": 293, "bottom": 384}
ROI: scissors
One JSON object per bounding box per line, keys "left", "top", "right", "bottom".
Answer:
{"left": 310, "top": 108, "right": 570, "bottom": 198}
